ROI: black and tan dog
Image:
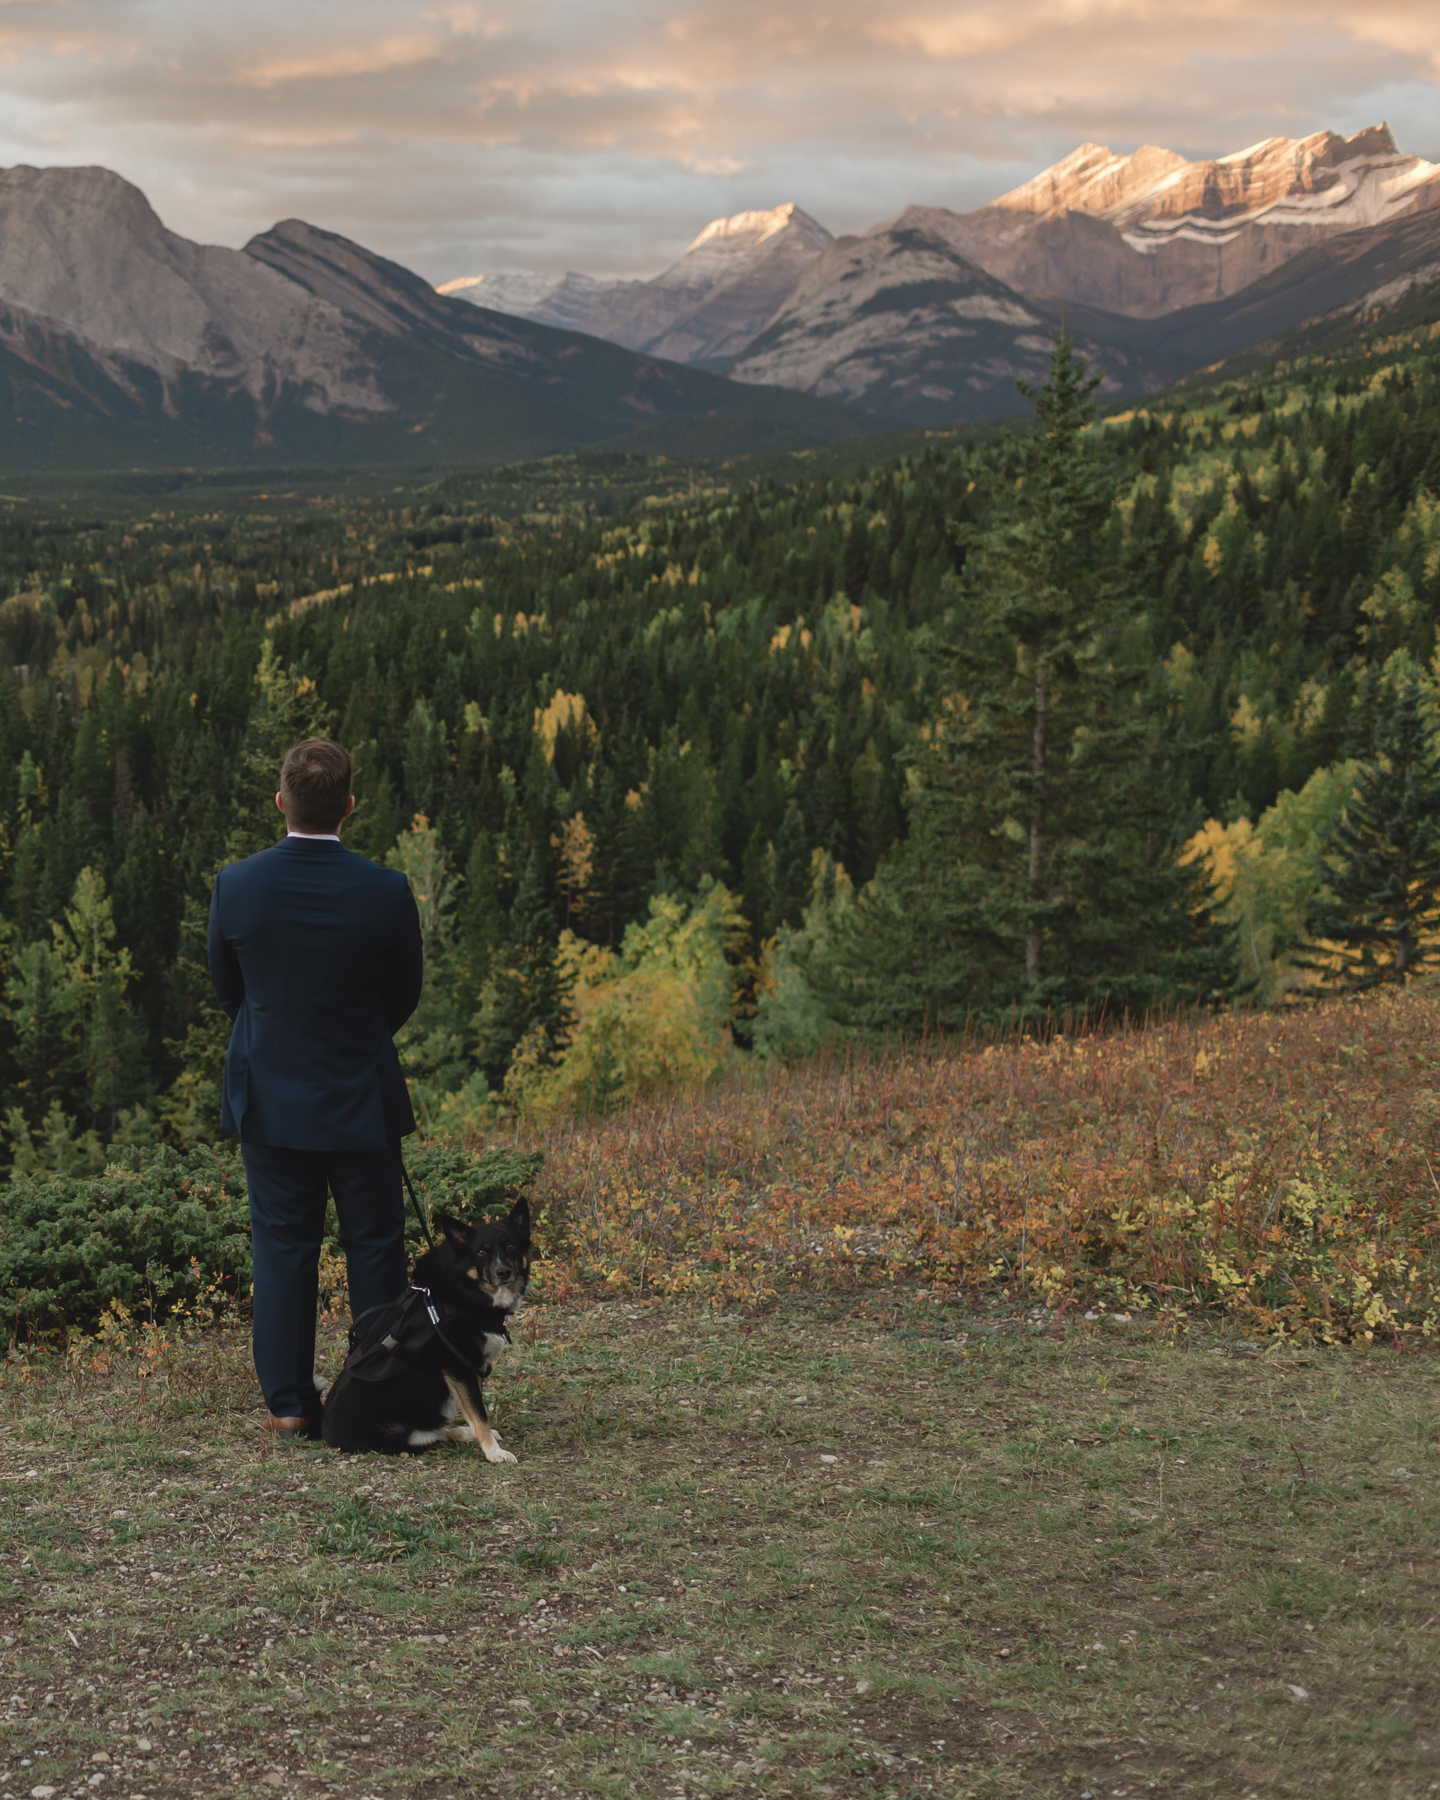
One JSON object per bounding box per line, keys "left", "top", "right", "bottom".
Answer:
{"left": 321, "top": 1197, "right": 531, "bottom": 1461}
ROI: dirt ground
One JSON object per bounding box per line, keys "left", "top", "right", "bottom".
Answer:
{"left": 0, "top": 1295, "right": 1436, "bottom": 1799}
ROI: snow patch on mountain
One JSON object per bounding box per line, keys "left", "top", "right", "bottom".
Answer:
{"left": 436, "top": 270, "right": 636, "bottom": 334}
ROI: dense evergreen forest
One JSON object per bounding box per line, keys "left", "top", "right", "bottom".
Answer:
{"left": 3, "top": 312, "right": 1439, "bottom": 1166}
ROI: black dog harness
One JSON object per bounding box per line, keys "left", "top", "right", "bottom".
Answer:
{"left": 342, "top": 1285, "right": 501, "bottom": 1384}
{"left": 341, "top": 1167, "right": 521, "bottom": 1383}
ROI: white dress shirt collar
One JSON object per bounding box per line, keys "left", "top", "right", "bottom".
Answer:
{"left": 286, "top": 830, "right": 342, "bottom": 843}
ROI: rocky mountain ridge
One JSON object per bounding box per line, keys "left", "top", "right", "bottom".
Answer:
{"left": 0, "top": 166, "right": 859, "bottom": 469}
{"left": 891, "top": 124, "right": 1440, "bottom": 317}
{"left": 0, "top": 165, "right": 388, "bottom": 419}
{"left": 728, "top": 227, "right": 1059, "bottom": 422}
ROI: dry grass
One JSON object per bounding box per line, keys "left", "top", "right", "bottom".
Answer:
{"left": 0, "top": 1298, "right": 1437, "bottom": 1799}
{"left": 523, "top": 987, "right": 1440, "bottom": 1340}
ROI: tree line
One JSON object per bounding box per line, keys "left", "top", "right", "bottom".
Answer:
{"left": 2, "top": 317, "right": 1439, "bottom": 1162}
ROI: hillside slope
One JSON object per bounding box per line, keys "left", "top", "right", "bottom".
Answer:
{"left": 721, "top": 197, "right": 1440, "bottom": 423}
{"left": 1065, "top": 202, "right": 1440, "bottom": 374}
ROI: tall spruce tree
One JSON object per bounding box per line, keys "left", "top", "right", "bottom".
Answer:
{"left": 805, "top": 333, "right": 1226, "bottom": 1026}
{"left": 1301, "top": 675, "right": 1440, "bottom": 989}
{"left": 470, "top": 851, "right": 574, "bottom": 1086}
{"left": 160, "top": 641, "right": 335, "bottom": 1143}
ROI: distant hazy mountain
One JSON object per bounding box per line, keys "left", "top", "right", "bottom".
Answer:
{"left": 433, "top": 121, "right": 1440, "bottom": 426}
{"left": 885, "top": 125, "right": 1440, "bottom": 317}
{"left": 0, "top": 168, "right": 860, "bottom": 470}
{"left": 441, "top": 204, "right": 833, "bottom": 365}
{"left": 437, "top": 270, "right": 639, "bottom": 336}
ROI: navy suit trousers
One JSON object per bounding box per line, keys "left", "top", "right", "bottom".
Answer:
{"left": 242, "top": 1142, "right": 408, "bottom": 1419}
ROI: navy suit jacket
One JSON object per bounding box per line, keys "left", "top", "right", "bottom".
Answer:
{"left": 207, "top": 836, "right": 423, "bottom": 1150}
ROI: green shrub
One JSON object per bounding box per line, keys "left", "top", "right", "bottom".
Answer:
{"left": 0, "top": 1141, "right": 545, "bottom": 1335}
{"left": 0, "top": 1145, "right": 251, "bottom": 1335}
{"left": 402, "top": 1144, "right": 543, "bottom": 1242}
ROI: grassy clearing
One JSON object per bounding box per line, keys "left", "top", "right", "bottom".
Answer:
{"left": 0, "top": 1299, "right": 1437, "bottom": 1799}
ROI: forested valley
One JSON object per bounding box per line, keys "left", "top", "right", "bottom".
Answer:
{"left": 3, "top": 312, "right": 1440, "bottom": 1172}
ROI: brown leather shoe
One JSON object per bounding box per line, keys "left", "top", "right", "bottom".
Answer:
{"left": 263, "top": 1412, "right": 321, "bottom": 1440}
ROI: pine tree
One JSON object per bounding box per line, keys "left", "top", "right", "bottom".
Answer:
{"left": 386, "top": 815, "right": 470, "bottom": 1120}
{"left": 470, "top": 852, "right": 573, "bottom": 1087}
{"left": 160, "top": 640, "right": 335, "bottom": 1143}
{"left": 772, "top": 802, "right": 811, "bottom": 928}
{"left": 225, "top": 639, "right": 334, "bottom": 863}
{"left": 2, "top": 867, "right": 146, "bottom": 1133}
{"left": 805, "top": 333, "right": 1226, "bottom": 1025}
{"left": 1301, "top": 676, "right": 1440, "bottom": 989}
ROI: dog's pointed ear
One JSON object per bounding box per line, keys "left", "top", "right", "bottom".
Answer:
{"left": 507, "top": 1193, "right": 531, "bottom": 1232}
{"left": 433, "top": 1210, "right": 472, "bottom": 1251}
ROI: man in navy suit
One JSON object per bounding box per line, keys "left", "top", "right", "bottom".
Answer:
{"left": 208, "top": 738, "right": 423, "bottom": 1436}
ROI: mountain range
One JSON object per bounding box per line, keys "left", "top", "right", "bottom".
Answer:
{"left": 0, "top": 168, "right": 857, "bottom": 471}
{"left": 2, "top": 124, "right": 1439, "bottom": 468}
{"left": 448, "top": 125, "right": 1440, "bottom": 423}
{"left": 886, "top": 125, "right": 1438, "bottom": 317}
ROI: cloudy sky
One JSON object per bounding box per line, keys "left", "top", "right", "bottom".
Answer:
{"left": 1, "top": 0, "right": 1437, "bottom": 282}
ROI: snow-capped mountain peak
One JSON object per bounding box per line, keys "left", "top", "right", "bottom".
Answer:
{"left": 992, "top": 143, "right": 1190, "bottom": 224}
{"left": 686, "top": 203, "right": 832, "bottom": 257}
{"left": 441, "top": 202, "right": 834, "bottom": 365}
{"left": 879, "top": 123, "right": 1439, "bottom": 317}
{"left": 987, "top": 123, "right": 1434, "bottom": 251}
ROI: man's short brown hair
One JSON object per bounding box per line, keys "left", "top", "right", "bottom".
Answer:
{"left": 280, "top": 739, "right": 352, "bottom": 833}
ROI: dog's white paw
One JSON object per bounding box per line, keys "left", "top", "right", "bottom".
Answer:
{"left": 483, "top": 1440, "right": 518, "bottom": 1465}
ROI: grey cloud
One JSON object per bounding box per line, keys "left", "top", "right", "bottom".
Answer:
{"left": 0, "top": 0, "right": 1434, "bottom": 281}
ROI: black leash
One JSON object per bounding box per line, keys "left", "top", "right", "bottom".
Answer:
{"left": 401, "top": 1153, "right": 435, "bottom": 1248}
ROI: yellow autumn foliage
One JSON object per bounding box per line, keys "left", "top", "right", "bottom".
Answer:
{"left": 506, "top": 884, "right": 747, "bottom": 1117}
{"left": 533, "top": 690, "right": 594, "bottom": 763}
{"left": 1182, "top": 762, "right": 1358, "bottom": 1000}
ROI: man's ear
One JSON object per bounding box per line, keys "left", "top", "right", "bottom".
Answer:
{"left": 433, "top": 1210, "right": 472, "bottom": 1251}
{"left": 275, "top": 791, "right": 286, "bottom": 815}
{"left": 507, "top": 1193, "right": 531, "bottom": 1233}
